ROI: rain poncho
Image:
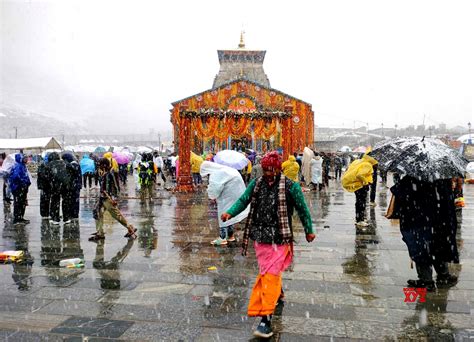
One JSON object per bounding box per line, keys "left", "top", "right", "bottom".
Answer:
{"left": 310, "top": 156, "right": 323, "bottom": 184}
{"left": 341, "top": 154, "right": 378, "bottom": 192}
{"left": 282, "top": 155, "right": 300, "bottom": 182}
{"left": 9, "top": 154, "right": 31, "bottom": 195}
{"left": 0, "top": 154, "right": 16, "bottom": 177}
{"left": 200, "top": 161, "right": 249, "bottom": 227}
{"left": 301, "top": 147, "right": 314, "bottom": 185}
{"left": 80, "top": 154, "right": 96, "bottom": 175}
{"left": 103, "top": 152, "right": 119, "bottom": 173}
{"left": 191, "top": 152, "right": 204, "bottom": 173}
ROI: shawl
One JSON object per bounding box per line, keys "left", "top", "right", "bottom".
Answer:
{"left": 242, "top": 175, "right": 291, "bottom": 256}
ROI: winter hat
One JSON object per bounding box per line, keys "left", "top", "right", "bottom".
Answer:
{"left": 261, "top": 151, "right": 282, "bottom": 171}
{"left": 62, "top": 152, "right": 74, "bottom": 163}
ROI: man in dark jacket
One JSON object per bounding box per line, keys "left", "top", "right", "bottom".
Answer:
{"left": 37, "top": 154, "right": 52, "bottom": 219}
{"left": 47, "top": 152, "right": 69, "bottom": 224}
{"left": 391, "top": 176, "right": 459, "bottom": 291}
{"left": 62, "top": 152, "right": 82, "bottom": 222}
{"left": 9, "top": 153, "right": 31, "bottom": 224}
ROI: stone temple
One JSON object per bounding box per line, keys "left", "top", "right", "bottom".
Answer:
{"left": 212, "top": 33, "right": 271, "bottom": 88}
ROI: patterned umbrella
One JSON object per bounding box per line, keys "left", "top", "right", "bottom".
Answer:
{"left": 369, "top": 136, "right": 469, "bottom": 182}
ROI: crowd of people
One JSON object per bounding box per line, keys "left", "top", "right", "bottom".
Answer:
{"left": 0, "top": 145, "right": 467, "bottom": 339}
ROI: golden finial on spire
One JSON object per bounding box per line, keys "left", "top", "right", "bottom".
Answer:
{"left": 238, "top": 31, "right": 245, "bottom": 49}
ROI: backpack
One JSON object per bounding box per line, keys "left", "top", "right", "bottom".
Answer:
{"left": 138, "top": 162, "right": 153, "bottom": 186}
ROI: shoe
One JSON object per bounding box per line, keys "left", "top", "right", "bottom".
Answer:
{"left": 369, "top": 202, "right": 376, "bottom": 207}
{"left": 227, "top": 236, "right": 236, "bottom": 242}
{"left": 355, "top": 221, "right": 369, "bottom": 227}
{"left": 20, "top": 219, "right": 30, "bottom": 224}
{"left": 407, "top": 279, "right": 436, "bottom": 292}
{"left": 124, "top": 227, "right": 137, "bottom": 238}
{"left": 436, "top": 274, "right": 458, "bottom": 287}
{"left": 13, "top": 220, "right": 24, "bottom": 225}
{"left": 253, "top": 321, "right": 273, "bottom": 338}
{"left": 50, "top": 220, "right": 60, "bottom": 225}
{"left": 41, "top": 216, "right": 51, "bottom": 220}
{"left": 88, "top": 234, "right": 105, "bottom": 241}
{"left": 210, "top": 238, "right": 227, "bottom": 246}
{"left": 63, "top": 220, "right": 72, "bottom": 224}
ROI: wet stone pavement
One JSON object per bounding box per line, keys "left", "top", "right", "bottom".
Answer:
{"left": 0, "top": 176, "right": 473, "bottom": 341}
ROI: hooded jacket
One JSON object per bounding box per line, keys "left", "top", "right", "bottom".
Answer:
{"left": 281, "top": 155, "right": 300, "bottom": 182}
{"left": 62, "top": 153, "right": 82, "bottom": 191}
{"left": 103, "top": 152, "right": 119, "bottom": 173}
{"left": 341, "top": 154, "right": 378, "bottom": 192}
{"left": 37, "top": 154, "right": 50, "bottom": 191}
{"left": 9, "top": 154, "right": 31, "bottom": 194}
{"left": 191, "top": 152, "right": 204, "bottom": 174}
{"left": 47, "top": 152, "right": 68, "bottom": 191}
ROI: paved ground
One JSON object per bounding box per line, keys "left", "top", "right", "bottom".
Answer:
{"left": 0, "top": 175, "right": 473, "bottom": 341}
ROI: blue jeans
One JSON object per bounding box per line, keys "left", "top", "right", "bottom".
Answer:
{"left": 219, "top": 225, "right": 234, "bottom": 239}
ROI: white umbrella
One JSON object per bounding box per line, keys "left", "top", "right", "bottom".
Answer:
{"left": 339, "top": 146, "right": 351, "bottom": 152}
{"left": 214, "top": 150, "right": 249, "bottom": 170}
{"left": 137, "top": 146, "right": 152, "bottom": 154}
{"left": 457, "top": 134, "right": 473, "bottom": 144}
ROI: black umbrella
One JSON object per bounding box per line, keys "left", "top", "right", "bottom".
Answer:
{"left": 369, "top": 136, "right": 469, "bottom": 182}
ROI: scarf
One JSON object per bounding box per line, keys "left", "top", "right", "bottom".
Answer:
{"left": 242, "top": 175, "right": 291, "bottom": 256}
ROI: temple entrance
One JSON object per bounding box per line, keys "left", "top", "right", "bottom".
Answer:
{"left": 171, "top": 79, "right": 314, "bottom": 191}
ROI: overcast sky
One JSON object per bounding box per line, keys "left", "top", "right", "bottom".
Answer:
{"left": 1, "top": 0, "right": 473, "bottom": 134}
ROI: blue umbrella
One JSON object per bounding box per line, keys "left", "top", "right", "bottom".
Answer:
{"left": 94, "top": 146, "right": 106, "bottom": 153}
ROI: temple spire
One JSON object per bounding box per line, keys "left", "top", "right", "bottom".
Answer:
{"left": 238, "top": 31, "right": 245, "bottom": 49}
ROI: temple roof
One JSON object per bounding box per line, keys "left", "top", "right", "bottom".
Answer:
{"left": 171, "top": 78, "right": 311, "bottom": 107}
{"left": 212, "top": 36, "right": 270, "bottom": 88}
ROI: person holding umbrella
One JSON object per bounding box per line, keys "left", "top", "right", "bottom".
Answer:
{"left": 200, "top": 161, "right": 249, "bottom": 246}
{"left": 370, "top": 137, "right": 466, "bottom": 290}
{"left": 391, "top": 176, "right": 459, "bottom": 290}
{"left": 220, "top": 151, "right": 315, "bottom": 338}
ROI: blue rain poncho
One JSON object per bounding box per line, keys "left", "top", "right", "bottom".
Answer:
{"left": 80, "top": 154, "right": 96, "bottom": 175}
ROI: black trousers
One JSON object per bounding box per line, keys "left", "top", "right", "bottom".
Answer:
{"left": 355, "top": 186, "right": 369, "bottom": 222}
{"left": 50, "top": 188, "right": 73, "bottom": 222}
{"left": 416, "top": 260, "right": 449, "bottom": 282}
{"left": 370, "top": 172, "right": 378, "bottom": 202}
{"left": 335, "top": 168, "right": 342, "bottom": 180}
{"left": 50, "top": 189, "right": 62, "bottom": 222}
{"left": 83, "top": 173, "right": 94, "bottom": 188}
{"left": 71, "top": 189, "right": 80, "bottom": 219}
{"left": 13, "top": 188, "right": 28, "bottom": 222}
{"left": 40, "top": 189, "right": 51, "bottom": 217}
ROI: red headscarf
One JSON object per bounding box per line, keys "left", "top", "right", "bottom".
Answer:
{"left": 260, "top": 151, "right": 282, "bottom": 171}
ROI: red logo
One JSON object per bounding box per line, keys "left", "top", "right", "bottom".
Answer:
{"left": 403, "top": 287, "right": 427, "bottom": 303}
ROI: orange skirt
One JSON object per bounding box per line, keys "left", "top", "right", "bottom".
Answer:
{"left": 247, "top": 273, "right": 282, "bottom": 317}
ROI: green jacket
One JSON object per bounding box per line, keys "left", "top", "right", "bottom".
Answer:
{"left": 227, "top": 177, "right": 314, "bottom": 235}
